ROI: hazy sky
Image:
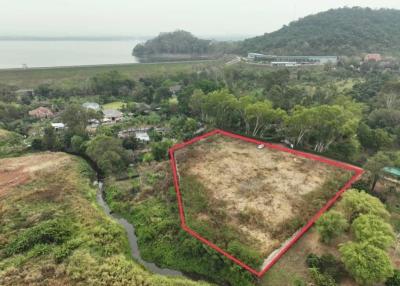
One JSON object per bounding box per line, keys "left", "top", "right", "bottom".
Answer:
{"left": 1, "top": 0, "right": 400, "bottom": 38}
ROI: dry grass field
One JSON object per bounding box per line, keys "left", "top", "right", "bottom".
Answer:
{"left": 175, "top": 135, "right": 353, "bottom": 262}
{"left": 0, "top": 153, "right": 71, "bottom": 199}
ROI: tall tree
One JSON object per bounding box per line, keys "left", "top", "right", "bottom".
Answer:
{"left": 86, "top": 135, "right": 128, "bottom": 174}
{"left": 364, "top": 152, "right": 394, "bottom": 192}
{"left": 244, "top": 101, "right": 286, "bottom": 137}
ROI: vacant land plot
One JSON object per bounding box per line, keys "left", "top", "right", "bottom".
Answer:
{"left": 175, "top": 135, "right": 353, "bottom": 266}
{"left": 0, "top": 152, "right": 71, "bottom": 199}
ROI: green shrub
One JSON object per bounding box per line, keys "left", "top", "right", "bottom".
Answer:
{"left": 352, "top": 214, "right": 395, "bottom": 250}
{"left": 293, "top": 278, "right": 307, "bottom": 286}
{"left": 309, "top": 267, "right": 337, "bottom": 286}
{"left": 4, "top": 219, "right": 72, "bottom": 257}
{"left": 319, "top": 254, "right": 346, "bottom": 282}
{"left": 338, "top": 189, "right": 390, "bottom": 221}
{"left": 306, "top": 253, "right": 321, "bottom": 268}
{"left": 307, "top": 253, "right": 346, "bottom": 282}
{"left": 150, "top": 140, "right": 173, "bottom": 161}
{"left": 386, "top": 269, "right": 400, "bottom": 286}
{"left": 142, "top": 152, "right": 155, "bottom": 163}
{"left": 316, "top": 211, "right": 349, "bottom": 243}
{"left": 54, "top": 239, "right": 82, "bottom": 263}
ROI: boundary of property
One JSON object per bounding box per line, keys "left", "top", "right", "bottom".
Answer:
{"left": 168, "top": 129, "right": 364, "bottom": 277}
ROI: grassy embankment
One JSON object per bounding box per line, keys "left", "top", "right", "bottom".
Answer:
{"left": 0, "top": 153, "right": 211, "bottom": 286}
{"left": 0, "top": 60, "right": 220, "bottom": 87}
{"left": 104, "top": 161, "right": 259, "bottom": 286}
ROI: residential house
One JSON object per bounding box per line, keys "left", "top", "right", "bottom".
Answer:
{"left": 383, "top": 167, "right": 400, "bottom": 183}
{"left": 364, "top": 54, "right": 382, "bottom": 62}
{"left": 29, "top": 107, "right": 54, "bottom": 119}
{"left": 103, "top": 109, "right": 123, "bottom": 123}
{"left": 135, "top": 131, "right": 150, "bottom": 142}
{"left": 169, "top": 85, "right": 182, "bottom": 95}
{"left": 51, "top": 123, "right": 65, "bottom": 131}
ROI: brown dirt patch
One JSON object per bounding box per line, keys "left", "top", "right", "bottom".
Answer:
{"left": 0, "top": 153, "right": 71, "bottom": 199}
{"left": 176, "top": 135, "right": 351, "bottom": 257}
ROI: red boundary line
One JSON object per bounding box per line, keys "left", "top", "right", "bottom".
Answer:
{"left": 169, "top": 129, "right": 364, "bottom": 277}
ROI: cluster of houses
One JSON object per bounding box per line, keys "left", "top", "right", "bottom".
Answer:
{"left": 28, "top": 102, "right": 124, "bottom": 129}
{"left": 81, "top": 102, "right": 123, "bottom": 123}
{"left": 28, "top": 101, "right": 165, "bottom": 143}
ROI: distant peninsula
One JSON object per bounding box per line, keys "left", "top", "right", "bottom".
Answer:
{"left": 132, "top": 30, "right": 235, "bottom": 60}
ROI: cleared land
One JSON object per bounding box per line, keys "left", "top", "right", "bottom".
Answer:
{"left": 175, "top": 135, "right": 352, "bottom": 262}
{"left": 0, "top": 153, "right": 71, "bottom": 199}
{"left": 103, "top": 101, "right": 126, "bottom": 110}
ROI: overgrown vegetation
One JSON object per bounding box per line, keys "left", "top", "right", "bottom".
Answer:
{"left": 311, "top": 189, "right": 397, "bottom": 286}
{"left": 104, "top": 163, "right": 258, "bottom": 286}
{"left": 0, "top": 154, "right": 210, "bottom": 286}
{"left": 0, "top": 128, "right": 26, "bottom": 158}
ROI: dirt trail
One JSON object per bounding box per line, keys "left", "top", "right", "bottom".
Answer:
{"left": 0, "top": 153, "right": 71, "bottom": 199}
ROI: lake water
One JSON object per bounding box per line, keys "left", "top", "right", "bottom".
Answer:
{"left": 0, "top": 40, "right": 141, "bottom": 69}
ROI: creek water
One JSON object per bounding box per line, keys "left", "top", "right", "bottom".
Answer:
{"left": 95, "top": 181, "right": 184, "bottom": 277}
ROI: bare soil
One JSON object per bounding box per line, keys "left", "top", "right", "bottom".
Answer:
{"left": 0, "top": 152, "right": 71, "bottom": 199}
{"left": 175, "top": 135, "right": 351, "bottom": 257}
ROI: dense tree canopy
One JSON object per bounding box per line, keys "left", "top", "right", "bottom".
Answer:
{"left": 240, "top": 7, "right": 400, "bottom": 56}
{"left": 351, "top": 214, "right": 395, "bottom": 250}
{"left": 86, "top": 135, "right": 129, "bottom": 174}
{"left": 133, "top": 31, "right": 212, "bottom": 57}
{"left": 338, "top": 189, "right": 390, "bottom": 221}
{"left": 340, "top": 242, "right": 393, "bottom": 285}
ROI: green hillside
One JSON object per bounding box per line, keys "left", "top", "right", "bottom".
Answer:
{"left": 0, "top": 153, "right": 211, "bottom": 286}
{"left": 132, "top": 30, "right": 235, "bottom": 58}
{"left": 240, "top": 7, "right": 400, "bottom": 56}
{"left": 133, "top": 30, "right": 212, "bottom": 57}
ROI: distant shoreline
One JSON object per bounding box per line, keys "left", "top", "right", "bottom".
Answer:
{"left": 0, "top": 59, "right": 218, "bottom": 71}
{"left": 0, "top": 37, "right": 150, "bottom": 42}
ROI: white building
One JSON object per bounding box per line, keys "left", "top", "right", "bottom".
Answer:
{"left": 82, "top": 102, "right": 101, "bottom": 111}
{"left": 271, "top": 62, "right": 299, "bottom": 67}
{"left": 51, "top": 123, "right": 65, "bottom": 131}
{"left": 135, "top": 131, "right": 150, "bottom": 142}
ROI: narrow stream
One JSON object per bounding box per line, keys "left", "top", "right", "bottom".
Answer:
{"left": 96, "top": 181, "right": 184, "bottom": 277}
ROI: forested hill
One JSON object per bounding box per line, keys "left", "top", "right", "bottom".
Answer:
{"left": 240, "top": 7, "right": 400, "bottom": 56}
{"left": 133, "top": 30, "right": 212, "bottom": 57}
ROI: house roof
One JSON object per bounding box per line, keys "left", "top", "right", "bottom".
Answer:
{"left": 51, "top": 123, "right": 65, "bottom": 129}
{"left": 169, "top": 85, "right": 182, "bottom": 93}
{"left": 384, "top": 167, "right": 400, "bottom": 178}
{"left": 82, "top": 102, "right": 100, "bottom": 110}
{"left": 103, "top": 109, "right": 123, "bottom": 118}
{"left": 29, "top": 107, "right": 54, "bottom": 117}
{"left": 135, "top": 131, "right": 150, "bottom": 142}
